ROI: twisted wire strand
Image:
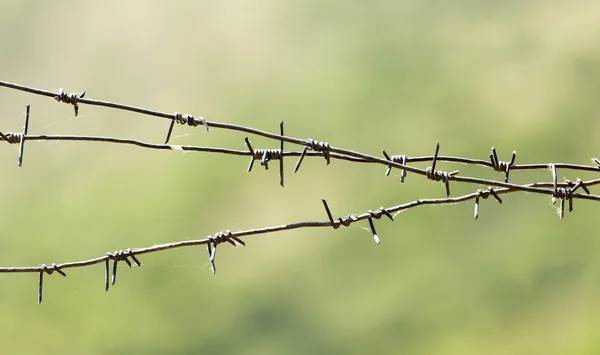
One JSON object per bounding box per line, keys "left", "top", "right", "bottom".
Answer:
{"left": 3, "top": 80, "right": 600, "bottom": 303}
{"left": 1, "top": 175, "right": 599, "bottom": 303}
{"left": 0, "top": 132, "right": 23, "bottom": 144}
{"left": 2, "top": 177, "right": 598, "bottom": 271}
{"left": 4, "top": 81, "right": 600, "bottom": 180}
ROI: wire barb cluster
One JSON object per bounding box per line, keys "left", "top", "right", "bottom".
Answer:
{"left": 244, "top": 121, "right": 286, "bottom": 186}
{"left": 38, "top": 263, "right": 66, "bottom": 305}
{"left": 490, "top": 146, "right": 516, "bottom": 182}
{"left": 165, "top": 112, "right": 209, "bottom": 144}
{"left": 54, "top": 88, "right": 85, "bottom": 117}
{"left": 425, "top": 142, "right": 459, "bottom": 196}
{"left": 382, "top": 150, "right": 408, "bottom": 182}
{"left": 1, "top": 80, "right": 600, "bottom": 304}
{"left": 105, "top": 249, "right": 142, "bottom": 292}
{"left": 206, "top": 230, "right": 245, "bottom": 274}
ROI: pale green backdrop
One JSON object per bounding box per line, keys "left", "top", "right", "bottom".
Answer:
{"left": 1, "top": 1, "right": 600, "bottom": 354}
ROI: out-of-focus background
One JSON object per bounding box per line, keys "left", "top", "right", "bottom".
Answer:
{"left": 1, "top": 1, "right": 600, "bottom": 354}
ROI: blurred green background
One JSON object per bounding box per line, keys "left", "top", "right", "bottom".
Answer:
{"left": 2, "top": 1, "right": 600, "bottom": 354}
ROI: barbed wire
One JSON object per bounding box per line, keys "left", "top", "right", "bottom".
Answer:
{"left": 1, "top": 80, "right": 599, "bottom": 304}
{"left": 2, "top": 81, "right": 600, "bottom": 184}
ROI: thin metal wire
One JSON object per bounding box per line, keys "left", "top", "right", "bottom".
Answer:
{"left": 2, "top": 177, "right": 598, "bottom": 278}
{"left": 2, "top": 80, "right": 600, "bottom": 303}
{"left": 2, "top": 133, "right": 599, "bottom": 199}
{"left": 0, "top": 133, "right": 371, "bottom": 162}
{"left": 2, "top": 81, "right": 600, "bottom": 179}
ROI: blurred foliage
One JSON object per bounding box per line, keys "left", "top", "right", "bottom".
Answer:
{"left": 2, "top": 1, "right": 600, "bottom": 354}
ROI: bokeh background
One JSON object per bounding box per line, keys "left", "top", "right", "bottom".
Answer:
{"left": 1, "top": 1, "right": 600, "bottom": 354}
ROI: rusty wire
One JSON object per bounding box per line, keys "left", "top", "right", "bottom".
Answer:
{"left": 1, "top": 80, "right": 600, "bottom": 304}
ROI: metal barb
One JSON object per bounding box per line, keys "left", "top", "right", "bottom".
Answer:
{"left": 382, "top": 150, "right": 408, "bottom": 182}
{"left": 164, "top": 119, "right": 176, "bottom": 144}
{"left": 379, "top": 207, "right": 394, "bottom": 221}
{"left": 399, "top": 155, "right": 407, "bottom": 183}
{"left": 491, "top": 146, "right": 499, "bottom": 170}
{"left": 128, "top": 249, "right": 142, "bottom": 266}
{"left": 551, "top": 164, "right": 558, "bottom": 204}
{"left": 559, "top": 197, "right": 565, "bottom": 220}
{"left": 245, "top": 137, "right": 255, "bottom": 172}
{"left": 490, "top": 147, "right": 516, "bottom": 183}
{"left": 321, "top": 199, "right": 337, "bottom": 229}
{"left": 553, "top": 186, "right": 574, "bottom": 219}
{"left": 431, "top": 141, "right": 440, "bottom": 173}
{"left": 382, "top": 150, "right": 393, "bottom": 176}
{"left": 202, "top": 231, "right": 245, "bottom": 274}
{"left": 38, "top": 271, "right": 43, "bottom": 305}
{"left": 293, "top": 146, "right": 309, "bottom": 174}
{"left": 506, "top": 151, "right": 517, "bottom": 182}
{"left": 260, "top": 150, "right": 269, "bottom": 169}
{"left": 105, "top": 259, "right": 110, "bottom": 292}
{"left": 474, "top": 187, "right": 503, "bottom": 220}
{"left": 306, "top": 139, "right": 331, "bottom": 165}
{"left": 489, "top": 187, "right": 503, "bottom": 204}
{"left": 18, "top": 105, "right": 30, "bottom": 167}
{"left": 104, "top": 249, "right": 141, "bottom": 289}
{"left": 112, "top": 258, "right": 118, "bottom": 286}
{"left": 425, "top": 142, "right": 457, "bottom": 196}
{"left": 206, "top": 240, "right": 218, "bottom": 274}
{"left": 367, "top": 217, "right": 380, "bottom": 244}
{"left": 166, "top": 113, "right": 209, "bottom": 144}
{"left": 54, "top": 88, "right": 85, "bottom": 117}
{"left": 37, "top": 263, "right": 66, "bottom": 304}
{"left": 572, "top": 178, "right": 591, "bottom": 195}
{"left": 569, "top": 193, "right": 573, "bottom": 213}
{"left": 279, "top": 121, "right": 284, "bottom": 187}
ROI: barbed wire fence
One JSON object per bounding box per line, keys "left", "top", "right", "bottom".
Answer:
{"left": 1, "top": 80, "right": 599, "bottom": 304}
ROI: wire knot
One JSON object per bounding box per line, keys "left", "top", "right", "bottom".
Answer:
{"left": 426, "top": 168, "right": 450, "bottom": 183}
{"left": 336, "top": 214, "right": 359, "bottom": 228}
{"left": 107, "top": 249, "right": 141, "bottom": 266}
{"left": 104, "top": 249, "right": 142, "bottom": 291}
{"left": 490, "top": 147, "right": 516, "bottom": 182}
{"left": 389, "top": 155, "right": 407, "bottom": 164}
{"left": 492, "top": 159, "right": 511, "bottom": 173}
{"left": 209, "top": 230, "right": 245, "bottom": 247}
{"left": 425, "top": 168, "right": 458, "bottom": 196}
{"left": 368, "top": 207, "right": 395, "bottom": 221}
{"left": 164, "top": 112, "right": 209, "bottom": 144}
{"left": 551, "top": 178, "right": 591, "bottom": 220}
{"left": 245, "top": 137, "right": 283, "bottom": 171}
{"left": 37, "top": 263, "right": 66, "bottom": 304}
{"left": 40, "top": 263, "right": 66, "bottom": 277}
{"left": 306, "top": 139, "right": 331, "bottom": 165}
{"left": 366, "top": 208, "right": 393, "bottom": 244}
{"left": 244, "top": 122, "right": 286, "bottom": 188}
{"left": 253, "top": 149, "right": 282, "bottom": 169}
{"left": 553, "top": 187, "right": 572, "bottom": 200}
{"left": 173, "top": 112, "right": 209, "bottom": 131}
{"left": 54, "top": 88, "right": 85, "bottom": 117}
{"left": 476, "top": 187, "right": 502, "bottom": 201}
{"left": 206, "top": 230, "right": 245, "bottom": 274}
{"left": 426, "top": 142, "right": 458, "bottom": 196}
{"left": 473, "top": 187, "right": 503, "bottom": 220}
{"left": 553, "top": 186, "right": 573, "bottom": 220}
{"left": 0, "top": 132, "right": 23, "bottom": 144}
{"left": 382, "top": 150, "right": 408, "bottom": 182}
